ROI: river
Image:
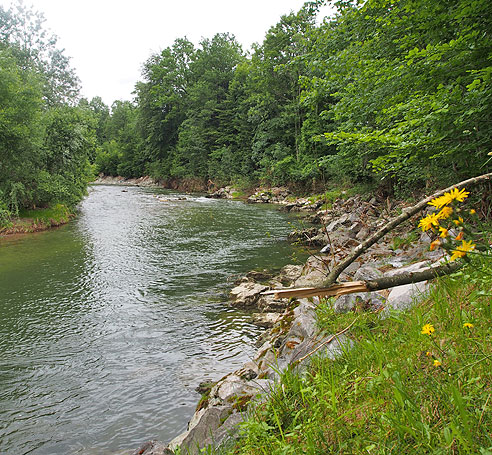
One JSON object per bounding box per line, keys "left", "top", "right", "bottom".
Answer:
{"left": 0, "top": 185, "right": 303, "bottom": 454}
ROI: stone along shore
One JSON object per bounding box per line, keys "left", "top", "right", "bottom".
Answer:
{"left": 129, "top": 188, "right": 443, "bottom": 455}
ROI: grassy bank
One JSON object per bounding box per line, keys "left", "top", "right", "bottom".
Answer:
{"left": 0, "top": 203, "right": 74, "bottom": 235}
{"left": 214, "top": 255, "right": 492, "bottom": 455}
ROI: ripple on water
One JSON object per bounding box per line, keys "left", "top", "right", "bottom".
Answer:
{"left": 0, "top": 185, "right": 303, "bottom": 454}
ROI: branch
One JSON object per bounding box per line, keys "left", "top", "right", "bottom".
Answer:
{"left": 263, "top": 261, "right": 463, "bottom": 300}
{"left": 322, "top": 172, "right": 492, "bottom": 286}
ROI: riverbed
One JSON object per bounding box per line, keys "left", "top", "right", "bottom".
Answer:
{"left": 0, "top": 185, "right": 303, "bottom": 455}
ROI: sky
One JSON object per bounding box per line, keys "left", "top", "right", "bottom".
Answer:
{"left": 1, "top": 0, "right": 334, "bottom": 106}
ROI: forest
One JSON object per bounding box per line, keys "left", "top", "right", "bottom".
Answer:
{"left": 1, "top": 0, "right": 491, "bottom": 223}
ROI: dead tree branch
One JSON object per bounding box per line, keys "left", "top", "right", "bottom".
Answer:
{"left": 263, "top": 173, "right": 492, "bottom": 301}
{"left": 322, "top": 172, "right": 492, "bottom": 286}
{"left": 263, "top": 261, "right": 462, "bottom": 300}
{"left": 262, "top": 262, "right": 463, "bottom": 299}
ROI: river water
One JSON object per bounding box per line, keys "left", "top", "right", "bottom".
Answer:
{"left": 0, "top": 185, "right": 302, "bottom": 455}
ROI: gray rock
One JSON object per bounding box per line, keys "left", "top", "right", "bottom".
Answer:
{"left": 200, "top": 412, "right": 244, "bottom": 452}
{"left": 342, "top": 261, "right": 361, "bottom": 277}
{"left": 256, "top": 294, "right": 289, "bottom": 312}
{"left": 209, "top": 374, "right": 273, "bottom": 405}
{"left": 284, "top": 334, "right": 353, "bottom": 368}
{"left": 333, "top": 292, "right": 386, "bottom": 313}
{"left": 294, "top": 256, "right": 330, "bottom": 288}
{"left": 277, "top": 264, "right": 303, "bottom": 286}
{"left": 384, "top": 281, "right": 430, "bottom": 313}
{"left": 229, "top": 282, "right": 269, "bottom": 307}
{"left": 353, "top": 265, "right": 383, "bottom": 281}
{"left": 250, "top": 312, "right": 281, "bottom": 328}
{"left": 356, "top": 227, "right": 371, "bottom": 241}
{"left": 289, "top": 299, "right": 317, "bottom": 339}
{"left": 178, "top": 406, "right": 234, "bottom": 455}
{"left": 383, "top": 260, "right": 429, "bottom": 277}
{"left": 132, "top": 441, "right": 173, "bottom": 455}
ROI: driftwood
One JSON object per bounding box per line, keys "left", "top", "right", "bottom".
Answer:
{"left": 263, "top": 261, "right": 462, "bottom": 300}
{"left": 264, "top": 172, "right": 492, "bottom": 300}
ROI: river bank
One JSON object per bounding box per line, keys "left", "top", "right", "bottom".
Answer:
{"left": 130, "top": 189, "right": 450, "bottom": 455}
{"left": 0, "top": 203, "right": 74, "bottom": 236}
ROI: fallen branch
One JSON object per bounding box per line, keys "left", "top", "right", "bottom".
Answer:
{"left": 322, "top": 172, "right": 492, "bottom": 286}
{"left": 263, "top": 256, "right": 463, "bottom": 300}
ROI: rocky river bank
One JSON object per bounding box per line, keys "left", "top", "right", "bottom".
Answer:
{"left": 129, "top": 186, "right": 445, "bottom": 455}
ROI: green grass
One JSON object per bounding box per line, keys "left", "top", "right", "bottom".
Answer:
{"left": 19, "top": 203, "right": 72, "bottom": 223}
{"left": 1, "top": 203, "right": 74, "bottom": 234}
{"left": 220, "top": 255, "right": 492, "bottom": 454}
{"left": 231, "top": 191, "right": 247, "bottom": 200}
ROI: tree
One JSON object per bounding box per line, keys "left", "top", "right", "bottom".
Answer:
{"left": 0, "top": 1, "right": 79, "bottom": 105}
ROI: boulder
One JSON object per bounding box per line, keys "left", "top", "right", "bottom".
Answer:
{"left": 384, "top": 281, "right": 430, "bottom": 313}
{"left": 132, "top": 441, "right": 174, "bottom": 455}
{"left": 174, "top": 406, "right": 234, "bottom": 455}
{"left": 199, "top": 412, "right": 244, "bottom": 453}
{"left": 294, "top": 256, "right": 330, "bottom": 288}
{"left": 333, "top": 292, "right": 386, "bottom": 313}
{"left": 229, "top": 282, "right": 269, "bottom": 307}
{"left": 250, "top": 312, "right": 281, "bottom": 328}
{"left": 256, "top": 294, "right": 290, "bottom": 312}
{"left": 277, "top": 264, "right": 303, "bottom": 286}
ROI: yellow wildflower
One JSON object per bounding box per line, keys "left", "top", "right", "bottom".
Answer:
{"left": 453, "top": 216, "right": 464, "bottom": 225}
{"left": 450, "top": 240, "right": 476, "bottom": 261}
{"left": 421, "top": 324, "right": 435, "bottom": 335}
{"left": 433, "top": 359, "right": 442, "bottom": 367}
{"left": 470, "top": 209, "right": 476, "bottom": 215}
{"left": 455, "top": 231, "right": 464, "bottom": 241}
{"left": 418, "top": 213, "right": 440, "bottom": 231}
{"left": 448, "top": 187, "right": 470, "bottom": 202}
{"left": 426, "top": 351, "right": 432, "bottom": 357}
{"left": 437, "top": 206, "right": 453, "bottom": 219}
{"left": 463, "top": 322, "right": 474, "bottom": 329}
{"left": 428, "top": 194, "right": 452, "bottom": 209}
{"left": 439, "top": 227, "right": 449, "bottom": 238}
{"left": 430, "top": 239, "right": 440, "bottom": 251}
{"left": 428, "top": 188, "right": 470, "bottom": 209}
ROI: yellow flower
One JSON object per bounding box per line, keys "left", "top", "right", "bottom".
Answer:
{"left": 439, "top": 227, "right": 449, "bottom": 238}
{"left": 430, "top": 239, "right": 440, "bottom": 251}
{"left": 450, "top": 240, "right": 476, "bottom": 262}
{"left": 421, "top": 324, "right": 435, "bottom": 335}
{"left": 428, "top": 188, "right": 470, "bottom": 209}
{"left": 455, "top": 231, "right": 464, "bottom": 241}
{"left": 453, "top": 216, "right": 464, "bottom": 225}
{"left": 448, "top": 187, "right": 470, "bottom": 202}
{"left": 418, "top": 213, "right": 440, "bottom": 231}
{"left": 437, "top": 206, "right": 453, "bottom": 219}
{"left": 428, "top": 194, "right": 452, "bottom": 209}
{"left": 463, "top": 322, "right": 474, "bottom": 329}
{"left": 433, "top": 359, "right": 442, "bottom": 367}
{"left": 426, "top": 351, "right": 432, "bottom": 357}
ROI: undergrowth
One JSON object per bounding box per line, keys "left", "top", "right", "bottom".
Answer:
{"left": 217, "top": 254, "right": 492, "bottom": 455}
{"left": 1, "top": 203, "right": 73, "bottom": 234}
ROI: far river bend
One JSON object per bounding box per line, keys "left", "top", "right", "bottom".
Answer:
{"left": 0, "top": 185, "right": 304, "bottom": 455}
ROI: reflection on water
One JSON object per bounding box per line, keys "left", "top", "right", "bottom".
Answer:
{"left": 0, "top": 185, "right": 301, "bottom": 454}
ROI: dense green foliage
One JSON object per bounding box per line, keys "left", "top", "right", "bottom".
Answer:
{"left": 0, "top": 3, "right": 95, "bottom": 223}
{"left": 2, "top": 0, "right": 491, "bottom": 222}
{"left": 95, "top": 0, "right": 491, "bottom": 195}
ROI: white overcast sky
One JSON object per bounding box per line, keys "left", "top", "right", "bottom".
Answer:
{"left": 1, "top": 0, "right": 334, "bottom": 105}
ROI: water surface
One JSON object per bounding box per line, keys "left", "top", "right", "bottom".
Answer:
{"left": 0, "top": 185, "right": 301, "bottom": 454}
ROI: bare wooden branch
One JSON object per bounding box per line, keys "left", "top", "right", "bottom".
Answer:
{"left": 263, "top": 261, "right": 463, "bottom": 300}
{"left": 322, "top": 172, "right": 492, "bottom": 286}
